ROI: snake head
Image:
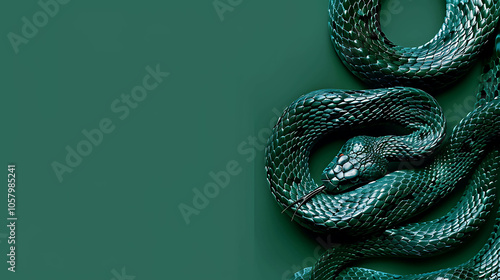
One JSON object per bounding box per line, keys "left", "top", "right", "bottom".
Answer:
{"left": 321, "top": 136, "right": 389, "bottom": 193}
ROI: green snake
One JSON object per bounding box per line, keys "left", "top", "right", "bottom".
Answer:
{"left": 265, "top": 0, "right": 500, "bottom": 279}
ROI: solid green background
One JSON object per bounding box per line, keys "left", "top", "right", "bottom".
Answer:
{"left": 1, "top": 0, "right": 498, "bottom": 279}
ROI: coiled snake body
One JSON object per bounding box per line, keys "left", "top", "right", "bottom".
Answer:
{"left": 265, "top": 0, "right": 500, "bottom": 279}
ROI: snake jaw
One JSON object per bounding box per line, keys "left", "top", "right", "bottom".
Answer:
{"left": 282, "top": 185, "right": 327, "bottom": 221}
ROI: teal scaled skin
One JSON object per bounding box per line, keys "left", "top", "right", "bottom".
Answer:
{"left": 329, "top": 0, "right": 500, "bottom": 89}
{"left": 265, "top": 0, "right": 500, "bottom": 279}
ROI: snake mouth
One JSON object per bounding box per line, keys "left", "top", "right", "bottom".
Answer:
{"left": 282, "top": 185, "right": 327, "bottom": 221}
{"left": 321, "top": 172, "right": 340, "bottom": 190}
{"left": 322, "top": 172, "right": 365, "bottom": 194}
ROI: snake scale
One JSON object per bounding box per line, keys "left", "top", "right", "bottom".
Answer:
{"left": 265, "top": 0, "right": 500, "bottom": 279}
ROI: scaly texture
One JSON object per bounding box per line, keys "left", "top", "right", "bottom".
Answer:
{"left": 265, "top": 1, "right": 500, "bottom": 279}
{"left": 329, "top": 0, "right": 500, "bottom": 89}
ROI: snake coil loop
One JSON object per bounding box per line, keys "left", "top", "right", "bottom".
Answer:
{"left": 266, "top": 0, "right": 500, "bottom": 279}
